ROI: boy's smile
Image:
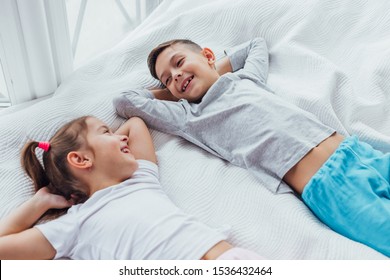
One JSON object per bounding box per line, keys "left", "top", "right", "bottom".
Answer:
{"left": 181, "top": 75, "right": 194, "bottom": 92}
{"left": 155, "top": 44, "right": 220, "bottom": 103}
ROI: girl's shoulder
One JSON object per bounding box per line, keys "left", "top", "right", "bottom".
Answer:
{"left": 124, "top": 159, "right": 160, "bottom": 184}
{"left": 136, "top": 159, "right": 158, "bottom": 175}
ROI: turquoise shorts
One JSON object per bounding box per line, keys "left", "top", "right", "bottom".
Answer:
{"left": 302, "top": 136, "right": 390, "bottom": 257}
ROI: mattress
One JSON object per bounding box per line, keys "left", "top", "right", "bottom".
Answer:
{"left": 0, "top": 0, "right": 389, "bottom": 259}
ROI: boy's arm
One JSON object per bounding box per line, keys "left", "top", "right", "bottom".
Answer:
{"left": 113, "top": 89, "right": 186, "bottom": 136}
{"left": 0, "top": 187, "right": 70, "bottom": 259}
{"left": 114, "top": 117, "right": 157, "bottom": 164}
{"left": 215, "top": 56, "right": 233, "bottom": 76}
{"left": 225, "top": 37, "right": 269, "bottom": 84}
{"left": 150, "top": 88, "right": 179, "bottom": 101}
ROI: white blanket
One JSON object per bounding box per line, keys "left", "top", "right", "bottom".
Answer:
{"left": 1, "top": 0, "right": 389, "bottom": 259}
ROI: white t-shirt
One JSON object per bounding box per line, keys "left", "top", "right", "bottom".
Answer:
{"left": 35, "top": 160, "right": 227, "bottom": 259}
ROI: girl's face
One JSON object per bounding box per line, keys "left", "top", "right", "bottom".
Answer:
{"left": 155, "top": 44, "right": 220, "bottom": 103}
{"left": 85, "top": 118, "right": 138, "bottom": 183}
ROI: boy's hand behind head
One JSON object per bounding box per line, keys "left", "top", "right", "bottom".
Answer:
{"left": 151, "top": 88, "right": 180, "bottom": 102}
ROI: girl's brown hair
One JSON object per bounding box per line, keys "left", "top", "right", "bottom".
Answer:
{"left": 21, "top": 116, "right": 91, "bottom": 219}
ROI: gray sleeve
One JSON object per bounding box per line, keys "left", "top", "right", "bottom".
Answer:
{"left": 113, "top": 89, "right": 186, "bottom": 134}
{"left": 224, "top": 37, "right": 269, "bottom": 84}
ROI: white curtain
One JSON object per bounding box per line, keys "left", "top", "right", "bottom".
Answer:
{"left": 0, "top": 0, "right": 72, "bottom": 104}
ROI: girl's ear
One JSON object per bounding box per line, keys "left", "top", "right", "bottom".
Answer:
{"left": 67, "top": 151, "right": 92, "bottom": 170}
{"left": 202, "top": 48, "right": 216, "bottom": 65}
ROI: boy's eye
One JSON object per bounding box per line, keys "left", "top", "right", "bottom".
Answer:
{"left": 166, "top": 76, "right": 172, "bottom": 85}
{"left": 177, "top": 58, "right": 184, "bottom": 67}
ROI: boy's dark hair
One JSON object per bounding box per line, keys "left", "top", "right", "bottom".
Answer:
{"left": 147, "top": 39, "right": 202, "bottom": 80}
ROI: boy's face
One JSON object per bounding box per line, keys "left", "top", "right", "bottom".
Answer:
{"left": 155, "top": 44, "right": 220, "bottom": 102}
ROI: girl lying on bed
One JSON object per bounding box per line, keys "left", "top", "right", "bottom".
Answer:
{"left": 0, "top": 116, "right": 263, "bottom": 260}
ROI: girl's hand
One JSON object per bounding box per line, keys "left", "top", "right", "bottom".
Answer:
{"left": 34, "top": 187, "right": 74, "bottom": 211}
{"left": 0, "top": 187, "right": 74, "bottom": 239}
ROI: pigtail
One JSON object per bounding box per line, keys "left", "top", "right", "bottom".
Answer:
{"left": 20, "top": 117, "right": 93, "bottom": 221}
{"left": 21, "top": 141, "right": 64, "bottom": 220}
{"left": 21, "top": 141, "right": 50, "bottom": 192}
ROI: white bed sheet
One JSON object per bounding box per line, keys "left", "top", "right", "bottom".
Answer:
{"left": 0, "top": 0, "right": 389, "bottom": 259}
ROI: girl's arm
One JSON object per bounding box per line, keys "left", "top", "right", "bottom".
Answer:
{"left": 0, "top": 228, "right": 55, "bottom": 259}
{"left": 0, "top": 187, "right": 72, "bottom": 259}
{"left": 115, "top": 117, "right": 157, "bottom": 164}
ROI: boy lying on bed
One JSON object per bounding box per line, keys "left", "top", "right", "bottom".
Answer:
{"left": 113, "top": 37, "right": 390, "bottom": 257}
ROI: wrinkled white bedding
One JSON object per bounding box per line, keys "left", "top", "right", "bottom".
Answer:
{"left": 1, "top": 0, "right": 389, "bottom": 259}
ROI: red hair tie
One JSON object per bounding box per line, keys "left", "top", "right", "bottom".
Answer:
{"left": 38, "top": 141, "right": 50, "bottom": 152}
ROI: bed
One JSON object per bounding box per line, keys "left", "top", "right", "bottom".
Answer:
{"left": 1, "top": 0, "right": 389, "bottom": 259}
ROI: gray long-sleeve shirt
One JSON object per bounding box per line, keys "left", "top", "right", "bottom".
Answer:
{"left": 114, "top": 38, "right": 335, "bottom": 194}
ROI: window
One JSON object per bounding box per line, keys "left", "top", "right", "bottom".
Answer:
{"left": 0, "top": 60, "right": 10, "bottom": 108}
{"left": 66, "top": 0, "right": 161, "bottom": 69}
{"left": 0, "top": 0, "right": 161, "bottom": 107}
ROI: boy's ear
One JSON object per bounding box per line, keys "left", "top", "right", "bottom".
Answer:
{"left": 67, "top": 151, "right": 92, "bottom": 170}
{"left": 202, "top": 48, "right": 216, "bottom": 65}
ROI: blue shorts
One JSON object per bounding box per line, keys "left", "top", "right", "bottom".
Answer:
{"left": 302, "top": 136, "right": 390, "bottom": 257}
